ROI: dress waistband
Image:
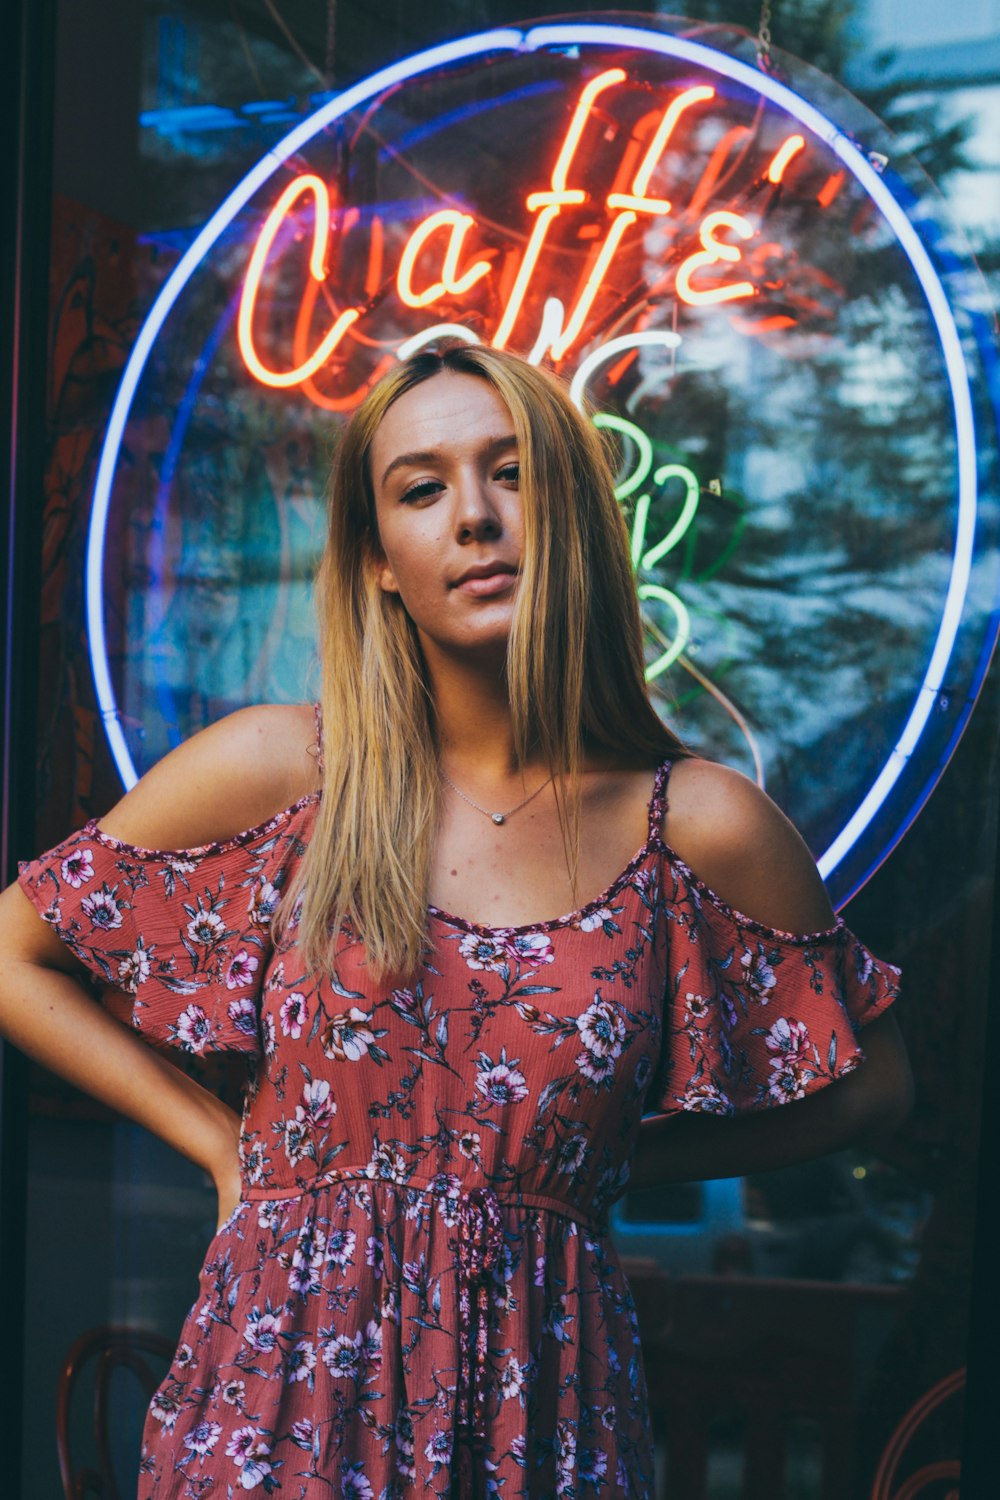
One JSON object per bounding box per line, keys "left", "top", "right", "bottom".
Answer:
{"left": 243, "top": 1165, "right": 607, "bottom": 1233}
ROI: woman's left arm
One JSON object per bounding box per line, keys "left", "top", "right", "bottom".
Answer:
{"left": 631, "top": 1010, "right": 911, "bottom": 1188}
{"left": 632, "top": 757, "right": 913, "bottom": 1187}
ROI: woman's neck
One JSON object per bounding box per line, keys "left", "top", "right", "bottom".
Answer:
{"left": 422, "top": 643, "right": 636, "bottom": 783}
{"left": 425, "top": 649, "right": 540, "bottom": 782}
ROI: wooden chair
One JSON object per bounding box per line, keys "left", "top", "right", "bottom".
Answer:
{"left": 869, "top": 1367, "right": 964, "bottom": 1500}
{"left": 626, "top": 1264, "right": 905, "bottom": 1500}
{"left": 56, "top": 1324, "right": 175, "bottom": 1500}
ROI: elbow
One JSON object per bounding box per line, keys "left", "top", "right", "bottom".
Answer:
{"left": 857, "top": 1080, "right": 913, "bottom": 1145}
{"left": 886, "top": 1046, "right": 916, "bottom": 1129}
{"left": 847, "top": 1031, "right": 915, "bottom": 1143}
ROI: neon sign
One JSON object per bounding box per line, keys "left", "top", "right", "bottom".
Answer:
{"left": 234, "top": 73, "right": 807, "bottom": 386}
{"left": 88, "top": 19, "right": 999, "bottom": 910}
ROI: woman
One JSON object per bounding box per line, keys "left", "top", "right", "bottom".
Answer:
{"left": 0, "top": 344, "right": 910, "bottom": 1497}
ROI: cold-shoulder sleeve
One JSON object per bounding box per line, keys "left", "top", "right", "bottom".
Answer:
{"left": 16, "top": 800, "right": 315, "bottom": 1057}
{"left": 647, "top": 851, "right": 901, "bottom": 1117}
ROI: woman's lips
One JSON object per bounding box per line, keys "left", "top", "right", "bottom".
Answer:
{"left": 453, "top": 570, "right": 518, "bottom": 596}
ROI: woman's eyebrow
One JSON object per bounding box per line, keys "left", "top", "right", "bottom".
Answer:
{"left": 379, "top": 434, "right": 517, "bottom": 489}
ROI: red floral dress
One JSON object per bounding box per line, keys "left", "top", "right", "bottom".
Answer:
{"left": 18, "top": 710, "right": 900, "bottom": 1499}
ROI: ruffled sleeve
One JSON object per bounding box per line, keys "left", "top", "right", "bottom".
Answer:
{"left": 647, "top": 851, "right": 901, "bottom": 1117}
{"left": 16, "top": 802, "right": 314, "bottom": 1058}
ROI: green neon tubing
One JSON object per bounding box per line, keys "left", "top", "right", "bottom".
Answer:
{"left": 639, "top": 583, "right": 691, "bottom": 678}
{"left": 641, "top": 463, "right": 700, "bottom": 569}
{"left": 590, "top": 413, "right": 698, "bottom": 675}
{"left": 592, "top": 413, "right": 653, "bottom": 499}
{"left": 630, "top": 494, "right": 651, "bottom": 571}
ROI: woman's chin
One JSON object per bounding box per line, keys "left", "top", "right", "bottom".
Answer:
{"left": 420, "top": 629, "right": 512, "bottom": 673}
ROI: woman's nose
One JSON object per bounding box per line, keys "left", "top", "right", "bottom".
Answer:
{"left": 454, "top": 476, "right": 502, "bottom": 541}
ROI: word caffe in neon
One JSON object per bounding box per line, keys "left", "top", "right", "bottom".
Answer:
{"left": 238, "top": 71, "right": 810, "bottom": 388}
{"left": 90, "top": 20, "right": 998, "bottom": 907}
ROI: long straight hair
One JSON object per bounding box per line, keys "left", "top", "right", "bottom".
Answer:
{"left": 275, "top": 344, "right": 688, "bottom": 980}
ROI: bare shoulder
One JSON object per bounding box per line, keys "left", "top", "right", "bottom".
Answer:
{"left": 95, "top": 702, "right": 321, "bottom": 851}
{"left": 662, "top": 756, "right": 836, "bottom": 934}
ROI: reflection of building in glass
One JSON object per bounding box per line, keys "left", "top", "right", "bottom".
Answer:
{"left": 852, "top": 0, "right": 1000, "bottom": 243}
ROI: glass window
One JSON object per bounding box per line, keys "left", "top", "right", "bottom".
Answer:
{"left": 15, "top": 2, "right": 997, "bottom": 1494}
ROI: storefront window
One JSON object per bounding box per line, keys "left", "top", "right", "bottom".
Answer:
{"left": 12, "top": 1, "right": 998, "bottom": 1493}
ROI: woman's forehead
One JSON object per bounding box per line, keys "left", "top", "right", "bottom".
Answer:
{"left": 371, "top": 372, "right": 515, "bottom": 471}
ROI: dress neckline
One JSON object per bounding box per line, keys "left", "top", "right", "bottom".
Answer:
{"left": 426, "top": 758, "right": 673, "bottom": 937}
{"left": 426, "top": 837, "right": 662, "bottom": 938}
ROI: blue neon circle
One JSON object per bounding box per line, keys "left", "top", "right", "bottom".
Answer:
{"left": 87, "top": 20, "right": 983, "bottom": 892}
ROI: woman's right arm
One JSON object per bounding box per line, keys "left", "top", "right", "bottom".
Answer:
{"left": 0, "top": 702, "right": 320, "bottom": 1226}
{"left": 0, "top": 888, "right": 244, "bottom": 1223}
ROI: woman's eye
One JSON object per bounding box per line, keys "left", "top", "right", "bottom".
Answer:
{"left": 399, "top": 478, "right": 442, "bottom": 503}
{"left": 496, "top": 462, "right": 520, "bottom": 484}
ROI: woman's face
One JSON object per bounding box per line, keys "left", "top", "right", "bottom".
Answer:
{"left": 369, "top": 370, "right": 524, "bottom": 667}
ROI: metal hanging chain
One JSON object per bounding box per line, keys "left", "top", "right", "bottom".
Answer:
{"left": 757, "top": 0, "right": 773, "bottom": 73}
{"left": 325, "top": 0, "right": 337, "bottom": 89}
{"left": 441, "top": 769, "right": 556, "bottom": 826}
{"left": 261, "top": 0, "right": 325, "bottom": 85}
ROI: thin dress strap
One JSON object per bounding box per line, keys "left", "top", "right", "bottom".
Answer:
{"left": 312, "top": 700, "right": 325, "bottom": 775}
{"left": 646, "top": 758, "right": 673, "bottom": 843}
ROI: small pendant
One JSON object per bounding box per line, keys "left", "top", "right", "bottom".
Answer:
{"left": 491, "top": 812, "right": 505, "bottom": 825}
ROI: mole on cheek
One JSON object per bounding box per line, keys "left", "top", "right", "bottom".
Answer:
{"left": 450, "top": 869, "right": 458, "bottom": 878}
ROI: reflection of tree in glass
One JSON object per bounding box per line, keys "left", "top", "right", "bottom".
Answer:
{"left": 595, "top": 2, "right": 995, "bottom": 872}
{"left": 668, "top": 9, "right": 995, "bottom": 1493}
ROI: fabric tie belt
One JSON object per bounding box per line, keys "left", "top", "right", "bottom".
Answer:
{"left": 454, "top": 1187, "right": 506, "bottom": 1455}
{"left": 449, "top": 1183, "right": 605, "bottom": 1500}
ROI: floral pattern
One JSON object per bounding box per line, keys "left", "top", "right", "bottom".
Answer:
{"left": 17, "top": 719, "right": 900, "bottom": 1499}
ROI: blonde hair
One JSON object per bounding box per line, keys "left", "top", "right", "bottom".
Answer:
{"left": 275, "top": 344, "right": 688, "bottom": 980}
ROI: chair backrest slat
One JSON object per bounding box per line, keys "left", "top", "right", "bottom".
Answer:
{"left": 56, "top": 1324, "right": 175, "bottom": 1500}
